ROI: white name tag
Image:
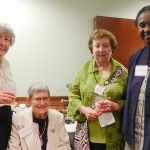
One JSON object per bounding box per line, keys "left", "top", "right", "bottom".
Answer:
{"left": 134, "top": 65, "right": 148, "bottom": 76}
{"left": 18, "top": 126, "right": 32, "bottom": 139}
{"left": 94, "top": 84, "right": 105, "bottom": 96}
{"left": 98, "top": 112, "right": 115, "bottom": 127}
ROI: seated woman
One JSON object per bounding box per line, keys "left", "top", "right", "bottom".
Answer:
{"left": 7, "top": 82, "right": 71, "bottom": 150}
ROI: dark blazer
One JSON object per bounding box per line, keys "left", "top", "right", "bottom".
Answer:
{"left": 123, "top": 45, "right": 150, "bottom": 150}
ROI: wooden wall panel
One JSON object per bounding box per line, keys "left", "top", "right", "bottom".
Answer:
{"left": 94, "top": 16, "right": 144, "bottom": 68}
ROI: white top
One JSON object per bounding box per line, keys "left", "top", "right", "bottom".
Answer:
{"left": 0, "top": 57, "right": 16, "bottom": 107}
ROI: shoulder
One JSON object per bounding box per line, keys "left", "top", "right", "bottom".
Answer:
{"left": 130, "top": 47, "right": 145, "bottom": 60}
{"left": 132, "top": 47, "right": 144, "bottom": 56}
{"left": 12, "top": 108, "right": 31, "bottom": 121}
{"left": 111, "top": 58, "right": 127, "bottom": 73}
{"left": 2, "top": 57, "right": 8, "bottom": 62}
{"left": 47, "top": 109, "right": 65, "bottom": 126}
{"left": 72, "top": 60, "right": 93, "bottom": 79}
{"left": 2, "top": 57, "right": 9, "bottom": 66}
{"left": 77, "top": 60, "right": 93, "bottom": 73}
{"left": 48, "top": 109, "right": 64, "bottom": 119}
{"left": 127, "top": 47, "right": 146, "bottom": 70}
{"left": 80, "top": 60, "right": 93, "bottom": 68}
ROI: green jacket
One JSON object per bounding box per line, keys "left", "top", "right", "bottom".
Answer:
{"left": 67, "top": 58, "right": 128, "bottom": 150}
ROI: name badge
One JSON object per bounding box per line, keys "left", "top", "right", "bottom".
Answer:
{"left": 94, "top": 84, "right": 105, "bottom": 96}
{"left": 134, "top": 65, "right": 148, "bottom": 76}
{"left": 98, "top": 112, "right": 115, "bottom": 127}
{"left": 18, "top": 126, "right": 32, "bottom": 139}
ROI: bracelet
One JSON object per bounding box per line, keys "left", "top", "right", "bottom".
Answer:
{"left": 79, "top": 106, "right": 85, "bottom": 114}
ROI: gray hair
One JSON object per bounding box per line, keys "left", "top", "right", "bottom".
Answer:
{"left": 0, "top": 23, "right": 15, "bottom": 46}
{"left": 28, "top": 82, "right": 50, "bottom": 99}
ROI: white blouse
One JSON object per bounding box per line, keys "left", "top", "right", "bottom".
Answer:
{"left": 0, "top": 57, "right": 16, "bottom": 106}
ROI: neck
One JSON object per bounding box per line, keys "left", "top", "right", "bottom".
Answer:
{"left": 96, "top": 61, "right": 111, "bottom": 78}
{"left": 33, "top": 113, "right": 48, "bottom": 119}
{"left": 97, "top": 61, "right": 111, "bottom": 71}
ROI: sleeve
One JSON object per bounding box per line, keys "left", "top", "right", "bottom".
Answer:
{"left": 67, "top": 69, "right": 82, "bottom": 116}
{"left": 115, "top": 69, "right": 128, "bottom": 111}
{"left": 124, "top": 54, "right": 134, "bottom": 99}
{"left": 7, "top": 117, "right": 22, "bottom": 150}
{"left": 67, "top": 64, "right": 87, "bottom": 122}
{"left": 57, "top": 113, "right": 71, "bottom": 150}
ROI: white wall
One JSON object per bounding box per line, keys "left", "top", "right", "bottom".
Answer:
{"left": 0, "top": 0, "right": 149, "bottom": 96}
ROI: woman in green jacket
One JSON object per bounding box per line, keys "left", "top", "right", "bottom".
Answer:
{"left": 67, "top": 29, "right": 128, "bottom": 150}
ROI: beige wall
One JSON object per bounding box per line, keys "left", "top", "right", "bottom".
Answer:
{"left": 0, "top": 0, "right": 149, "bottom": 96}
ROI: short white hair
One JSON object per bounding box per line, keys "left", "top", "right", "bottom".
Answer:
{"left": 28, "top": 82, "right": 50, "bottom": 98}
{"left": 0, "top": 23, "right": 15, "bottom": 46}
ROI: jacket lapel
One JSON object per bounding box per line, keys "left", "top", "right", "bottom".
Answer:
{"left": 47, "top": 110, "right": 58, "bottom": 149}
{"left": 22, "top": 107, "right": 37, "bottom": 150}
{"left": 133, "top": 46, "right": 149, "bottom": 106}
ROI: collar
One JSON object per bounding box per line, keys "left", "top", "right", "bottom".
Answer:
{"left": 91, "top": 58, "right": 126, "bottom": 76}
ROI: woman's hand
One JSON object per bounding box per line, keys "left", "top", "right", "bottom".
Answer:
{"left": 0, "top": 90, "right": 16, "bottom": 104}
{"left": 79, "top": 106, "right": 99, "bottom": 120}
{"left": 97, "top": 100, "right": 120, "bottom": 113}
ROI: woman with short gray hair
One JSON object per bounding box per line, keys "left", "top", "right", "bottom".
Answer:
{"left": 7, "top": 82, "right": 71, "bottom": 150}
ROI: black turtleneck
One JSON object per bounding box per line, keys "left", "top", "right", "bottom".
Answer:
{"left": 33, "top": 116, "right": 48, "bottom": 150}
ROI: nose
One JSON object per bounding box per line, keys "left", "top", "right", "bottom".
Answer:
{"left": 98, "top": 46, "right": 103, "bottom": 52}
{"left": 144, "top": 24, "right": 150, "bottom": 32}
{"left": 40, "top": 99, "right": 46, "bottom": 105}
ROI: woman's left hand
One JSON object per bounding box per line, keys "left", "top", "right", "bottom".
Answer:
{"left": 97, "top": 100, "right": 120, "bottom": 113}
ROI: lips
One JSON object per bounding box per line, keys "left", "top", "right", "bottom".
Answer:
{"left": 144, "top": 34, "right": 150, "bottom": 40}
{"left": 98, "top": 53, "right": 105, "bottom": 56}
{"left": 144, "top": 31, "right": 150, "bottom": 37}
{"left": 145, "top": 35, "right": 150, "bottom": 39}
{"left": 37, "top": 106, "right": 46, "bottom": 109}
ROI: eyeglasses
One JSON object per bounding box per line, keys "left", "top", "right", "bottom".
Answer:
{"left": 33, "top": 97, "right": 49, "bottom": 103}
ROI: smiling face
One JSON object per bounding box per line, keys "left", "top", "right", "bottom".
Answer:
{"left": 31, "top": 91, "right": 50, "bottom": 119}
{"left": 0, "top": 33, "right": 11, "bottom": 59}
{"left": 137, "top": 10, "right": 150, "bottom": 45}
{"left": 92, "top": 37, "right": 113, "bottom": 65}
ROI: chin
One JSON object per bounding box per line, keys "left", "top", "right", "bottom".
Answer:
{"left": 145, "top": 41, "right": 150, "bottom": 45}
{"left": 36, "top": 110, "right": 47, "bottom": 115}
{"left": 38, "top": 110, "right": 47, "bottom": 114}
{"left": 37, "top": 112, "right": 47, "bottom": 118}
{"left": 143, "top": 37, "right": 150, "bottom": 44}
